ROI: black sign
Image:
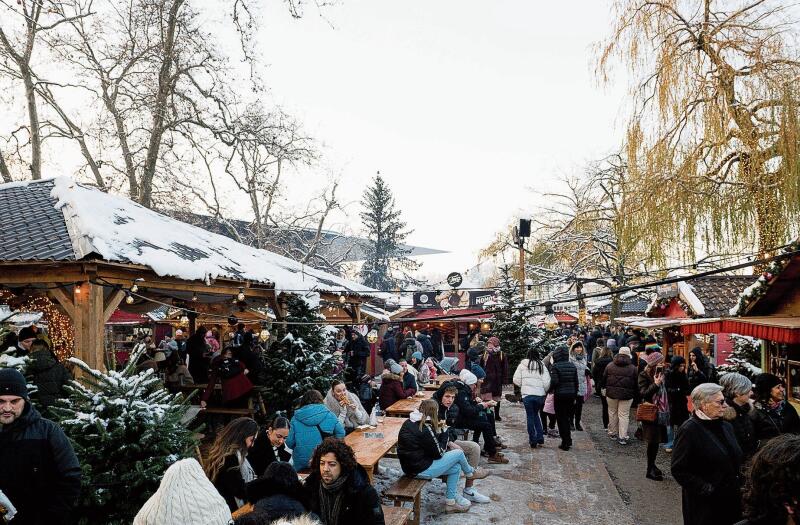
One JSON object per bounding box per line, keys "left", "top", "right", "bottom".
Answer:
{"left": 469, "top": 290, "right": 495, "bottom": 307}
{"left": 413, "top": 292, "right": 438, "bottom": 308}
{"left": 446, "top": 272, "right": 463, "bottom": 288}
{"left": 413, "top": 290, "right": 495, "bottom": 309}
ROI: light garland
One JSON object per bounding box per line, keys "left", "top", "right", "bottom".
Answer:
{"left": 0, "top": 289, "right": 74, "bottom": 361}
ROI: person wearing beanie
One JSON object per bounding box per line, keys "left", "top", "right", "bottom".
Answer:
{"left": 135, "top": 458, "right": 232, "bottom": 525}
{"left": 750, "top": 373, "right": 800, "bottom": 446}
{"left": 378, "top": 361, "right": 417, "bottom": 411}
{"left": 480, "top": 337, "right": 508, "bottom": 422}
{"left": 15, "top": 326, "right": 37, "bottom": 356}
{"left": 638, "top": 351, "right": 669, "bottom": 480}
{"left": 432, "top": 369, "right": 507, "bottom": 463}
{"left": 0, "top": 368, "right": 81, "bottom": 524}
{"left": 549, "top": 345, "right": 579, "bottom": 451}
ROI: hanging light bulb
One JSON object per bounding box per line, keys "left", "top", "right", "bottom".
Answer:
{"left": 237, "top": 288, "right": 246, "bottom": 301}
{"left": 125, "top": 293, "right": 134, "bottom": 305}
{"left": 259, "top": 329, "right": 270, "bottom": 342}
{"left": 191, "top": 293, "right": 198, "bottom": 302}
{"left": 180, "top": 315, "right": 190, "bottom": 324}
{"left": 338, "top": 294, "right": 346, "bottom": 304}
{"left": 367, "top": 329, "right": 379, "bottom": 344}
{"left": 130, "top": 282, "right": 139, "bottom": 293}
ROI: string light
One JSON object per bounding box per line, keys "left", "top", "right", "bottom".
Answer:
{"left": 0, "top": 289, "right": 74, "bottom": 361}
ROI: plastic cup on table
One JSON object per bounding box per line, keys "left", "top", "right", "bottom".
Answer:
{"left": 376, "top": 409, "right": 385, "bottom": 424}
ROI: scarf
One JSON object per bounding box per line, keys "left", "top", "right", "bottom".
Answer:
{"left": 234, "top": 451, "right": 256, "bottom": 508}
{"left": 695, "top": 408, "right": 713, "bottom": 420}
{"left": 318, "top": 474, "right": 349, "bottom": 525}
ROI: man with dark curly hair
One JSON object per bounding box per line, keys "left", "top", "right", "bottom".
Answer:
{"left": 303, "top": 437, "right": 385, "bottom": 524}
{"left": 736, "top": 434, "right": 800, "bottom": 525}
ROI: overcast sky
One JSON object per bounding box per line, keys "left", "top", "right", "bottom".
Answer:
{"left": 254, "top": 1, "right": 629, "bottom": 283}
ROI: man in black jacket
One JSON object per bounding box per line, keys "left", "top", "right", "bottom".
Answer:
{"left": 550, "top": 345, "right": 579, "bottom": 451}
{"left": 0, "top": 368, "right": 81, "bottom": 525}
{"left": 345, "top": 331, "right": 370, "bottom": 378}
{"left": 304, "top": 438, "right": 384, "bottom": 524}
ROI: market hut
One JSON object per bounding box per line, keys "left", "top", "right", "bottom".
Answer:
{"left": 0, "top": 177, "right": 378, "bottom": 370}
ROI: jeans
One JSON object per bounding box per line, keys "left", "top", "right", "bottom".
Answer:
{"left": 554, "top": 395, "right": 576, "bottom": 447}
{"left": 522, "top": 395, "right": 545, "bottom": 445}
{"left": 607, "top": 398, "right": 633, "bottom": 438}
{"left": 416, "top": 449, "right": 474, "bottom": 500}
{"left": 663, "top": 424, "right": 674, "bottom": 448}
{"left": 574, "top": 396, "right": 584, "bottom": 426}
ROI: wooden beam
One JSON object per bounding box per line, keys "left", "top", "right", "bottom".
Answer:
{"left": 354, "top": 304, "right": 362, "bottom": 323}
{"left": 96, "top": 273, "right": 274, "bottom": 299}
{"left": 103, "top": 289, "right": 126, "bottom": 323}
{"left": 73, "top": 281, "right": 106, "bottom": 371}
{"left": 48, "top": 285, "right": 76, "bottom": 319}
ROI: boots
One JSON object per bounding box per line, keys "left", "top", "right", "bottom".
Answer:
{"left": 646, "top": 466, "right": 663, "bottom": 481}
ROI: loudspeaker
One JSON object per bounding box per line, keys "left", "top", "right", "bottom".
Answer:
{"left": 519, "top": 218, "right": 531, "bottom": 238}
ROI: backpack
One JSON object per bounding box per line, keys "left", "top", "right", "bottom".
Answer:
{"left": 217, "top": 358, "right": 242, "bottom": 380}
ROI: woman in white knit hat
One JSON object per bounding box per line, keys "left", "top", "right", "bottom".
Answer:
{"left": 134, "top": 458, "right": 233, "bottom": 525}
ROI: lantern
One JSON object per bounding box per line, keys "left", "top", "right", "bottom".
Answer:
{"left": 259, "top": 329, "right": 270, "bottom": 342}
{"left": 367, "top": 329, "right": 379, "bottom": 344}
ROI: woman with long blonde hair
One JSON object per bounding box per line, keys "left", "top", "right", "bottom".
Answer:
{"left": 203, "top": 417, "right": 259, "bottom": 511}
{"left": 397, "top": 399, "right": 476, "bottom": 513}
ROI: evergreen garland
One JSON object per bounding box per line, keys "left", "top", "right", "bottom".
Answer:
{"left": 260, "top": 295, "right": 341, "bottom": 413}
{"left": 49, "top": 350, "right": 195, "bottom": 525}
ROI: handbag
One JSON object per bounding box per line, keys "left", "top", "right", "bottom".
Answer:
{"left": 635, "top": 401, "right": 658, "bottom": 422}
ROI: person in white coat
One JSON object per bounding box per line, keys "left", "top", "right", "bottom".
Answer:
{"left": 513, "top": 347, "right": 551, "bottom": 448}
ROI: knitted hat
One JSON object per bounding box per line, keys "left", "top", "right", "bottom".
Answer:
{"left": 411, "top": 351, "right": 423, "bottom": 361}
{"left": 470, "top": 364, "right": 486, "bottom": 380}
{"left": 641, "top": 352, "right": 664, "bottom": 367}
{"left": 0, "top": 368, "right": 28, "bottom": 400}
{"left": 754, "top": 373, "right": 784, "bottom": 399}
{"left": 488, "top": 336, "right": 501, "bottom": 348}
{"left": 459, "top": 369, "right": 478, "bottom": 385}
{"left": 618, "top": 347, "right": 631, "bottom": 358}
{"left": 606, "top": 339, "right": 617, "bottom": 349}
{"left": 644, "top": 343, "right": 662, "bottom": 354}
{"left": 17, "top": 326, "right": 36, "bottom": 342}
{"left": 133, "top": 458, "right": 232, "bottom": 525}
{"left": 389, "top": 362, "right": 403, "bottom": 375}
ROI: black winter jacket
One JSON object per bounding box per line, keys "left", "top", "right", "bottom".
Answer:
{"left": 252, "top": 494, "right": 309, "bottom": 522}
{"left": 671, "top": 416, "right": 743, "bottom": 525}
{"left": 417, "top": 335, "right": 434, "bottom": 360}
{"left": 380, "top": 335, "right": 399, "bottom": 363}
{"left": 665, "top": 368, "right": 691, "bottom": 427}
{"left": 247, "top": 432, "right": 292, "bottom": 476}
{"left": 434, "top": 380, "right": 482, "bottom": 426}
{"left": 723, "top": 399, "right": 757, "bottom": 460}
{"left": 549, "top": 347, "right": 578, "bottom": 397}
{"left": 750, "top": 400, "right": 800, "bottom": 446}
{"left": 305, "top": 464, "right": 385, "bottom": 524}
{"left": 397, "top": 418, "right": 448, "bottom": 476}
{"left": 0, "top": 404, "right": 81, "bottom": 525}
{"left": 603, "top": 354, "right": 638, "bottom": 400}
{"left": 28, "top": 350, "right": 71, "bottom": 408}
{"left": 213, "top": 454, "right": 248, "bottom": 512}
{"left": 591, "top": 356, "right": 613, "bottom": 390}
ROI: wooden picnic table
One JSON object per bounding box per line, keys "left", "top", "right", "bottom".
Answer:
{"left": 435, "top": 373, "right": 458, "bottom": 384}
{"left": 344, "top": 417, "right": 405, "bottom": 482}
{"left": 385, "top": 391, "right": 434, "bottom": 417}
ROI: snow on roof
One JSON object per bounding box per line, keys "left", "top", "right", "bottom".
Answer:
{"left": 677, "top": 281, "right": 706, "bottom": 316}
{"left": 40, "top": 177, "right": 378, "bottom": 296}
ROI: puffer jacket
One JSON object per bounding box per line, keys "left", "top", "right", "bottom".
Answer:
{"left": 603, "top": 354, "right": 638, "bottom": 400}
{"left": 28, "top": 350, "right": 71, "bottom": 408}
{"left": 592, "top": 356, "right": 613, "bottom": 391}
{"left": 513, "top": 359, "right": 551, "bottom": 396}
{"left": 549, "top": 347, "right": 578, "bottom": 397}
{"left": 285, "top": 403, "right": 345, "bottom": 470}
{"left": 397, "top": 417, "right": 448, "bottom": 476}
{"left": 378, "top": 373, "right": 416, "bottom": 410}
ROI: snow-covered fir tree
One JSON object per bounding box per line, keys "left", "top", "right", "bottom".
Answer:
{"left": 0, "top": 327, "right": 28, "bottom": 373}
{"left": 358, "top": 173, "right": 421, "bottom": 291}
{"left": 49, "top": 350, "right": 195, "bottom": 525}
{"left": 490, "top": 265, "right": 562, "bottom": 372}
{"left": 260, "top": 295, "right": 341, "bottom": 412}
{"left": 718, "top": 334, "right": 762, "bottom": 379}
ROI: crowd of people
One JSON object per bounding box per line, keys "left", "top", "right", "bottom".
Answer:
{"left": 2, "top": 320, "right": 800, "bottom": 525}
{"left": 511, "top": 325, "right": 800, "bottom": 525}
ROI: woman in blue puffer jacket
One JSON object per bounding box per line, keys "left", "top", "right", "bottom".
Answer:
{"left": 286, "top": 390, "right": 345, "bottom": 471}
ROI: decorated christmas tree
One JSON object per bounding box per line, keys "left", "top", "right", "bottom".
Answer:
{"left": 490, "top": 265, "right": 562, "bottom": 373}
{"left": 49, "top": 350, "right": 195, "bottom": 525}
{"left": 260, "top": 294, "right": 341, "bottom": 413}
{"left": 718, "top": 334, "right": 763, "bottom": 379}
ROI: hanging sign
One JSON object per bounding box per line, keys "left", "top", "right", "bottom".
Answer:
{"left": 446, "top": 272, "right": 463, "bottom": 288}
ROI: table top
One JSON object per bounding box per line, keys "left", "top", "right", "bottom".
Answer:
{"left": 345, "top": 417, "right": 405, "bottom": 470}
{"left": 385, "top": 390, "right": 434, "bottom": 416}
{"left": 435, "top": 374, "right": 458, "bottom": 384}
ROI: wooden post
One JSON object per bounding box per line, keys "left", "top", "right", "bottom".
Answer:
{"left": 73, "top": 281, "right": 106, "bottom": 371}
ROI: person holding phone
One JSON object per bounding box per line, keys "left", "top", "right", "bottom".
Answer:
{"left": 639, "top": 352, "right": 670, "bottom": 481}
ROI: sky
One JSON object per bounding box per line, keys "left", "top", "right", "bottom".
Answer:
{"left": 252, "top": 0, "right": 630, "bottom": 283}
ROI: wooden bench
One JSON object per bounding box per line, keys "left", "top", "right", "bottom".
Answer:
{"left": 384, "top": 476, "right": 428, "bottom": 525}
{"left": 200, "top": 406, "right": 255, "bottom": 417}
{"left": 382, "top": 504, "right": 412, "bottom": 525}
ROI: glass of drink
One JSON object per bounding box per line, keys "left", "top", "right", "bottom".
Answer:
{"left": 376, "top": 409, "right": 385, "bottom": 424}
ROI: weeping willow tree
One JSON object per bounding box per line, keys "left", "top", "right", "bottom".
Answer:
{"left": 598, "top": 0, "right": 800, "bottom": 264}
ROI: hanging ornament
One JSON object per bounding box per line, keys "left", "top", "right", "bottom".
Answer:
{"left": 259, "top": 329, "right": 270, "bottom": 342}
{"left": 367, "top": 329, "right": 379, "bottom": 344}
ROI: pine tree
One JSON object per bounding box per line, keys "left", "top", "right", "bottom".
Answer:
{"left": 260, "top": 295, "right": 341, "bottom": 413}
{"left": 0, "top": 327, "right": 28, "bottom": 373}
{"left": 718, "top": 334, "right": 763, "bottom": 380}
{"left": 359, "top": 173, "right": 421, "bottom": 291}
{"left": 49, "top": 350, "right": 196, "bottom": 525}
{"left": 490, "top": 265, "right": 562, "bottom": 372}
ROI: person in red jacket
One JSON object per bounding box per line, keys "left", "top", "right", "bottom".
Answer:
{"left": 201, "top": 347, "right": 253, "bottom": 409}
{"left": 378, "top": 361, "right": 416, "bottom": 410}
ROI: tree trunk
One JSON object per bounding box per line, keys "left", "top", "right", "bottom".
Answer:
{"left": 23, "top": 74, "right": 42, "bottom": 179}
{"left": 0, "top": 150, "right": 11, "bottom": 182}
